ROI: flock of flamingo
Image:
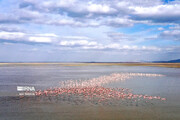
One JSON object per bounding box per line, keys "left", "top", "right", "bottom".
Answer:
{"left": 34, "top": 73, "right": 166, "bottom": 105}
{"left": 59, "top": 73, "right": 164, "bottom": 88}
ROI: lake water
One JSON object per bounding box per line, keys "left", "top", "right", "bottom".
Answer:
{"left": 0, "top": 65, "right": 180, "bottom": 120}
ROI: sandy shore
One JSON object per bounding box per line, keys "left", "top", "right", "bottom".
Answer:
{"left": 0, "top": 62, "right": 180, "bottom": 68}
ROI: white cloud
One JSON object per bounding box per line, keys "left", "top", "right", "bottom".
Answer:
{"left": 0, "top": 13, "right": 19, "bottom": 23}
{"left": 0, "top": 0, "right": 175, "bottom": 28}
{"left": 169, "top": 25, "right": 180, "bottom": 30}
{"left": 18, "top": 9, "right": 42, "bottom": 19}
{"left": 59, "top": 40, "right": 97, "bottom": 46}
{"left": 61, "top": 36, "right": 92, "bottom": 40}
{"left": 82, "top": 44, "right": 161, "bottom": 52}
{"left": 158, "top": 27, "right": 164, "bottom": 31}
{"left": 42, "top": 0, "right": 77, "bottom": 8}
{"left": 0, "top": 24, "right": 23, "bottom": 32}
{"left": 0, "top": 0, "right": 180, "bottom": 62}
{"left": 46, "top": 18, "right": 86, "bottom": 27}
{"left": 28, "top": 37, "right": 52, "bottom": 43}
{"left": 0, "top": 31, "right": 25, "bottom": 41}
{"left": 159, "top": 30, "right": 180, "bottom": 41}
{"left": 107, "top": 32, "right": 136, "bottom": 42}
{"left": 0, "top": 31, "right": 58, "bottom": 43}
{"left": 87, "top": 3, "right": 116, "bottom": 14}
{"left": 36, "top": 33, "right": 58, "bottom": 37}
{"left": 130, "top": 4, "right": 180, "bottom": 23}
{"left": 105, "top": 17, "right": 134, "bottom": 27}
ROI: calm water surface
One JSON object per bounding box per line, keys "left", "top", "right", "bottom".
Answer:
{"left": 0, "top": 65, "right": 179, "bottom": 120}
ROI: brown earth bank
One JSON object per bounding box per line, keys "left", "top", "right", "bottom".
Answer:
{"left": 0, "top": 63, "right": 180, "bottom": 68}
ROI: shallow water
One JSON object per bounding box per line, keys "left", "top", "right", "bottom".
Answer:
{"left": 0, "top": 65, "right": 180, "bottom": 120}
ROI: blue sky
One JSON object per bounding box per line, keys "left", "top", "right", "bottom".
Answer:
{"left": 0, "top": 0, "right": 180, "bottom": 62}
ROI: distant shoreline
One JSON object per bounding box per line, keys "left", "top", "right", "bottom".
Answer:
{"left": 0, "top": 63, "right": 180, "bottom": 68}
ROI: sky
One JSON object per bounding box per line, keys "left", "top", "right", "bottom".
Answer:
{"left": 0, "top": 0, "right": 180, "bottom": 62}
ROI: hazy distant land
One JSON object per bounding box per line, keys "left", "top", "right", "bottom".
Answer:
{"left": 0, "top": 62, "right": 180, "bottom": 68}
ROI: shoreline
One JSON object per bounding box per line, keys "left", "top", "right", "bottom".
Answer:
{"left": 0, "top": 62, "right": 180, "bottom": 68}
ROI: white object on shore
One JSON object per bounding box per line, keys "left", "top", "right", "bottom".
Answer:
{"left": 17, "top": 86, "right": 35, "bottom": 92}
